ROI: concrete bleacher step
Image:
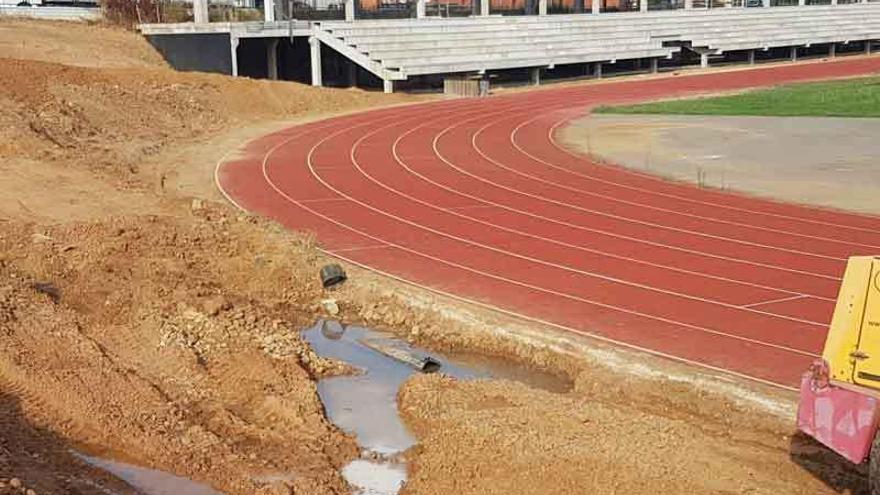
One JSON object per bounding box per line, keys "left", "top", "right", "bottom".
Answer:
{"left": 312, "top": 3, "right": 880, "bottom": 86}
{"left": 379, "top": 40, "right": 669, "bottom": 65}
{"left": 333, "top": 12, "right": 874, "bottom": 47}
{"left": 401, "top": 48, "right": 674, "bottom": 74}
{"left": 321, "top": 5, "right": 870, "bottom": 35}
{"left": 349, "top": 16, "right": 879, "bottom": 63}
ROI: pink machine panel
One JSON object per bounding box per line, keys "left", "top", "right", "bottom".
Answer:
{"left": 798, "top": 367, "right": 880, "bottom": 464}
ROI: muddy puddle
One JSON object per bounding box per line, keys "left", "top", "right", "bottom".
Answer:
{"left": 302, "top": 319, "right": 569, "bottom": 494}
{"left": 74, "top": 452, "right": 223, "bottom": 495}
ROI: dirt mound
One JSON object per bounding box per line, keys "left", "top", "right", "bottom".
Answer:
{"left": 0, "top": 17, "right": 862, "bottom": 495}
{"left": 0, "top": 57, "right": 409, "bottom": 183}
{"left": 398, "top": 374, "right": 864, "bottom": 494}
{"left": 0, "top": 19, "right": 166, "bottom": 69}
{"left": 0, "top": 19, "right": 419, "bottom": 493}
{"left": 0, "top": 205, "right": 360, "bottom": 494}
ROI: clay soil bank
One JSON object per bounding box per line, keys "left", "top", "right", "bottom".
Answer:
{"left": 0, "top": 18, "right": 864, "bottom": 495}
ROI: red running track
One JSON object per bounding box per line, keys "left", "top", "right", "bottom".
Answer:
{"left": 218, "top": 57, "right": 880, "bottom": 390}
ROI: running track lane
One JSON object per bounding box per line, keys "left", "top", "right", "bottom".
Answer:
{"left": 218, "top": 57, "right": 880, "bottom": 389}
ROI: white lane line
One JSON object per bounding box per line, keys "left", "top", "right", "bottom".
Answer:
{"left": 426, "top": 99, "right": 846, "bottom": 281}
{"left": 412, "top": 101, "right": 844, "bottom": 288}
{"left": 213, "top": 77, "right": 851, "bottom": 392}
{"left": 261, "top": 125, "right": 823, "bottom": 359}
{"left": 295, "top": 104, "right": 833, "bottom": 340}
{"left": 542, "top": 109, "right": 880, "bottom": 236}
{"left": 345, "top": 111, "right": 832, "bottom": 327}
{"left": 508, "top": 111, "right": 880, "bottom": 250}
{"left": 217, "top": 134, "right": 802, "bottom": 394}
{"left": 447, "top": 204, "right": 498, "bottom": 211}
{"left": 221, "top": 97, "right": 832, "bottom": 334}
{"left": 332, "top": 244, "right": 393, "bottom": 253}
{"left": 401, "top": 124, "right": 841, "bottom": 289}
{"left": 297, "top": 197, "right": 350, "bottom": 204}
{"left": 329, "top": 250, "right": 802, "bottom": 393}
{"left": 431, "top": 110, "right": 843, "bottom": 283}
{"left": 379, "top": 109, "right": 841, "bottom": 314}
{"left": 469, "top": 117, "right": 851, "bottom": 262}
{"left": 742, "top": 294, "right": 813, "bottom": 309}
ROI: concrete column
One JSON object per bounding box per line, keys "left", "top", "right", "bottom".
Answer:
{"left": 530, "top": 67, "right": 541, "bottom": 85}
{"left": 310, "top": 37, "right": 322, "bottom": 87}
{"left": 684, "top": 0, "right": 693, "bottom": 8}
{"left": 640, "top": 0, "right": 648, "bottom": 12}
{"left": 829, "top": 43, "right": 836, "bottom": 58}
{"left": 416, "top": 0, "right": 426, "bottom": 17}
{"left": 267, "top": 39, "right": 279, "bottom": 80}
{"left": 346, "top": 63, "right": 357, "bottom": 87}
{"left": 798, "top": 0, "right": 804, "bottom": 5}
{"left": 539, "top": 0, "right": 547, "bottom": 14}
{"left": 345, "top": 0, "right": 355, "bottom": 21}
{"left": 790, "top": 46, "right": 798, "bottom": 62}
{"left": 591, "top": 0, "right": 600, "bottom": 13}
{"left": 264, "top": 0, "right": 275, "bottom": 22}
{"left": 383, "top": 80, "right": 394, "bottom": 93}
{"left": 481, "top": 0, "right": 490, "bottom": 15}
{"left": 193, "top": 0, "right": 209, "bottom": 23}
{"left": 574, "top": 0, "right": 584, "bottom": 11}
{"left": 230, "top": 35, "right": 239, "bottom": 77}
{"left": 867, "top": 41, "right": 874, "bottom": 55}
{"left": 649, "top": 57, "right": 659, "bottom": 73}
{"left": 593, "top": 62, "right": 603, "bottom": 78}
{"left": 831, "top": 0, "right": 837, "bottom": 4}
{"left": 747, "top": 49, "right": 755, "bottom": 64}
{"left": 700, "top": 52, "right": 709, "bottom": 68}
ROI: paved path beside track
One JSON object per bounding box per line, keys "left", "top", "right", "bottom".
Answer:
{"left": 561, "top": 114, "right": 880, "bottom": 216}
{"left": 218, "top": 57, "right": 880, "bottom": 390}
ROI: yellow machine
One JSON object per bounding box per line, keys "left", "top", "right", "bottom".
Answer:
{"left": 798, "top": 256, "right": 880, "bottom": 487}
{"left": 820, "top": 256, "right": 880, "bottom": 388}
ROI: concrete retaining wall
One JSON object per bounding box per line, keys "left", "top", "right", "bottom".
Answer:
{"left": 146, "top": 32, "right": 234, "bottom": 75}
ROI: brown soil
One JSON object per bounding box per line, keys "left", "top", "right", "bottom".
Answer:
{"left": 398, "top": 373, "right": 860, "bottom": 495}
{"left": 0, "top": 17, "right": 866, "bottom": 495}
{"left": 0, "top": 18, "right": 412, "bottom": 495}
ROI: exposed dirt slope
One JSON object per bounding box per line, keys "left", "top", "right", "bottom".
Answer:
{"left": 0, "top": 208, "right": 360, "bottom": 494}
{"left": 0, "top": 19, "right": 411, "bottom": 494}
{"left": 0, "top": 19, "right": 166, "bottom": 69}
{"left": 398, "top": 373, "right": 863, "bottom": 494}
{"left": 0, "top": 17, "right": 867, "bottom": 495}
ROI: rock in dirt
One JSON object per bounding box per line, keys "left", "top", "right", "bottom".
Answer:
{"left": 321, "top": 299, "right": 340, "bottom": 316}
{"left": 202, "top": 295, "right": 230, "bottom": 316}
{"left": 31, "top": 281, "right": 61, "bottom": 304}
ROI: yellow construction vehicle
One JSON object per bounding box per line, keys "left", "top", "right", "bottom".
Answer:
{"left": 798, "top": 256, "right": 880, "bottom": 488}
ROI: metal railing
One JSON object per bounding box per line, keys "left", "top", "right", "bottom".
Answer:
{"left": 357, "top": 0, "right": 417, "bottom": 18}
{"left": 425, "top": 0, "right": 476, "bottom": 15}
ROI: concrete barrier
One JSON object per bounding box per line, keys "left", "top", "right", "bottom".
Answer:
{"left": 0, "top": 5, "right": 101, "bottom": 20}
{"left": 444, "top": 77, "right": 489, "bottom": 96}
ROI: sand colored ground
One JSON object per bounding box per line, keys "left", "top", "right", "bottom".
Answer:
{"left": 0, "top": 17, "right": 870, "bottom": 495}
{"left": 559, "top": 113, "right": 880, "bottom": 215}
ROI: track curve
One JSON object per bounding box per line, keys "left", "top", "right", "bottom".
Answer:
{"left": 218, "top": 57, "right": 880, "bottom": 389}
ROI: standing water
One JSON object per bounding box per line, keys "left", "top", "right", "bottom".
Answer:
{"left": 73, "top": 452, "right": 224, "bottom": 495}
{"left": 302, "top": 319, "right": 569, "bottom": 494}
